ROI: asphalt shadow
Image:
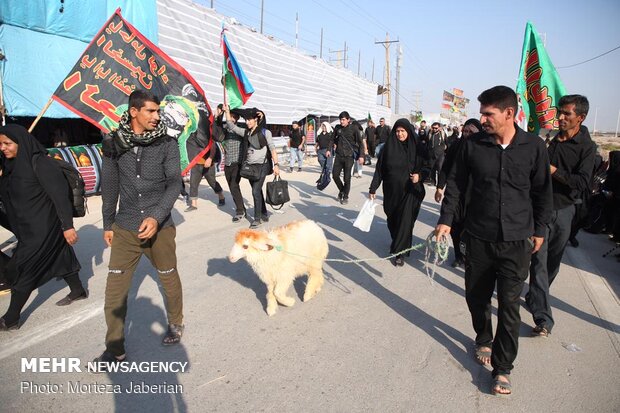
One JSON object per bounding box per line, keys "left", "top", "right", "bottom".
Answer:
{"left": 105, "top": 293, "right": 189, "bottom": 413}
{"left": 206, "top": 257, "right": 268, "bottom": 310}
{"left": 321, "top": 230, "right": 487, "bottom": 392}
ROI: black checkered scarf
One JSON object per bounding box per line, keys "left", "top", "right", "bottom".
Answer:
{"left": 113, "top": 111, "right": 167, "bottom": 154}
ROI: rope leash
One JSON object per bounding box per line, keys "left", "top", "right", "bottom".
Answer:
{"left": 423, "top": 233, "right": 450, "bottom": 283}
{"left": 273, "top": 232, "right": 451, "bottom": 281}
{"left": 602, "top": 243, "right": 620, "bottom": 258}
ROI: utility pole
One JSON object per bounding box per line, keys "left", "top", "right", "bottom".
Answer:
{"left": 375, "top": 33, "right": 399, "bottom": 108}
{"left": 394, "top": 44, "right": 402, "bottom": 113}
{"left": 593, "top": 107, "right": 598, "bottom": 134}
{"left": 616, "top": 108, "right": 620, "bottom": 138}
{"left": 210, "top": 0, "right": 214, "bottom": 8}
{"left": 371, "top": 58, "right": 375, "bottom": 82}
{"left": 328, "top": 47, "right": 346, "bottom": 67}
{"left": 319, "top": 28, "right": 323, "bottom": 59}
{"left": 357, "top": 49, "right": 361, "bottom": 76}
{"left": 343, "top": 41, "right": 347, "bottom": 69}
{"left": 295, "top": 13, "right": 299, "bottom": 48}
{"left": 260, "top": 0, "right": 264, "bottom": 34}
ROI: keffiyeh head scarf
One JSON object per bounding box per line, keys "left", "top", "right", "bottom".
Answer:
{"left": 113, "top": 110, "right": 167, "bottom": 154}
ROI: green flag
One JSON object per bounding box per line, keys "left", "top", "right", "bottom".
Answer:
{"left": 515, "top": 22, "right": 566, "bottom": 134}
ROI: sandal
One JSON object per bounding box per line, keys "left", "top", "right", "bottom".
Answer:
{"left": 491, "top": 374, "right": 512, "bottom": 396}
{"left": 532, "top": 325, "right": 549, "bottom": 338}
{"left": 162, "top": 324, "right": 184, "bottom": 346}
{"left": 475, "top": 346, "right": 492, "bottom": 366}
{"left": 0, "top": 317, "right": 20, "bottom": 331}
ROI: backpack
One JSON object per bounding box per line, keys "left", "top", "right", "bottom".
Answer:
{"left": 34, "top": 154, "right": 87, "bottom": 217}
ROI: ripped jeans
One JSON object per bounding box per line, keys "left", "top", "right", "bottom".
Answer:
{"left": 104, "top": 224, "right": 184, "bottom": 356}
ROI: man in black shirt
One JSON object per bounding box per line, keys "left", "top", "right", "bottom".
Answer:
{"left": 288, "top": 121, "right": 305, "bottom": 172}
{"left": 436, "top": 86, "right": 552, "bottom": 396}
{"left": 527, "top": 95, "right": 595, "bottom": 338}
{"left": 374, "top": 117, "right": 391, "bottom": 157}
{"left": 332, "top": 111, "right": 364, "bottom": 204}
{"left": 417, "top": 120, "right": 432, "bottom": 174}
{"left": 365, "top": 120, "right": 376, "bottom": 158}
{"left": 429, "top": 122, "right": 447, "bottom": 186}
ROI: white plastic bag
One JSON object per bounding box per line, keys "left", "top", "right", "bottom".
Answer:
{"left": 353, "top": 199, "right": 377, "bottom": 232}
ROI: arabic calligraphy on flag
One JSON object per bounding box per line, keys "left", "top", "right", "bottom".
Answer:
{"left": 515, "top": 22, "right": 566, "bottom": 134}
{"left": 52, "top": 9, "right": 214, "bottom": 172}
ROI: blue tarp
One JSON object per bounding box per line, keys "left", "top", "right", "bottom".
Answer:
{"left": 0, "top": 0, "right": 158, "bottom": 117}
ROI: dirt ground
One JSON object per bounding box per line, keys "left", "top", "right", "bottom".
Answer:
{"left": 592, "top": 133, "right": 620, "bottom": 160}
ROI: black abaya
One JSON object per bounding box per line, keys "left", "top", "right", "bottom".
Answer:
{"left": 369, "top": 119, "right": 425, "bottom": 255}
{"left": 0, "top": 124, "right": 80, "bottom": 294}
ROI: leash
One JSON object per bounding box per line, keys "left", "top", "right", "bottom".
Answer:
{"left": 273, "top": 231, "right": 451, "bottom": 281}
{"left": 602, "top": 243, "right": 620, "bottom": 258}
{"left": 423, "top": 233, "right": 450, "bottom": 283}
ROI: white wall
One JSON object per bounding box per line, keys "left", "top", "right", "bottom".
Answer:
{"left": 156, "top": 0, "right": 391, "bottom": 124}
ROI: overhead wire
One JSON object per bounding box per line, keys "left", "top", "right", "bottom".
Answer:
{"left": 556, "top": 44, "right": 620, "bottom": 69}
{"left": 213, "top": 0, "right": 435, "bottom": 98}
{"left": 219, "top": 0, "right": 342, "bottom": 51}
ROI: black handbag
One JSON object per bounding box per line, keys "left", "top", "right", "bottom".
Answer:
{"left": 316, "top": 163, "right": 331, "bottom": 191}
{"left": 240, "top": 162, "right": 263, "bottom": 180}
{"left": 266, "top": 176, "right": 290, "bottom": 210}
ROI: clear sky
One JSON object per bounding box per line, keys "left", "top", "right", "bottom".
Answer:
{"left": 195, "top": 0, "right": 620, "bottom": 132}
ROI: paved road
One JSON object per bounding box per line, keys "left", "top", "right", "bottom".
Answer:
{"left": 1, "top": 159, "right": 618, "bottom": 412}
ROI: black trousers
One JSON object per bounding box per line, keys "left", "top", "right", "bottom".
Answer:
{"left": 451, "top": 220, "right": 465, "bottom": 261}
{"left": 332, "top": 155, "right": 354, "bottom": 199}
{"left": 247, "top": 162, "right": 270, "bottom": 221}
{"left": 430, "top": 153, "right": 445, "bottom": 185}
{"left": 224, "top": 163, "right": 245, "bottom": 215}
{"left": 465, "top": 236, "right": 531, "bottom": 377}
{"left": 367, "top": 138, "right": 376, "bottom": 158}
{"left": 188, "top": 163, "right": 223, "bottom": 199}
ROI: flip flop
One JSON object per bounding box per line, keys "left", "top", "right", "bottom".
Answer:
{"left": 475, "top": 346, "right": 492, "bottom": 365}
{"left": 492, "top": 375, "right": 512, "bottom": 396}
{"left": 532, "top": 325, "right": 549, "bottom": 338}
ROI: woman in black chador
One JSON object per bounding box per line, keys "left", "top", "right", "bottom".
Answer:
{"left": 0, "top": 124, "right": 86, "bottom": 331}
{"left": 369, "top": 118, "right": 425, "bottom": 266}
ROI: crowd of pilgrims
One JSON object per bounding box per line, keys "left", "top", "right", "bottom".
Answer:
{"left": 0, "top": 98, "right": 618, "bottom": 394}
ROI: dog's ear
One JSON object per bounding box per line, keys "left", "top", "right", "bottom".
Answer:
{"left": 253, "top": 242, "right": 274, "bottom": 252}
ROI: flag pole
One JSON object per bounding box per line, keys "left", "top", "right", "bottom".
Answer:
{"left": 221, "top": 24, "right": 228, "bottom": 109}
{"left": 28, "top": 97, "right": 54, "bottom": 133}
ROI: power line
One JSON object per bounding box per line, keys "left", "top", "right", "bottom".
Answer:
{"left": 341, "top": 0, "right": 390, "bottom": 35}
{"left": 556, "top": 44, "right": 620, "bottom": 69}
{"left": 391, "top": 85, "right": 415, "bottom": 107}
{"left": 217, "top": 1, "right": 344, "bottom": 52}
